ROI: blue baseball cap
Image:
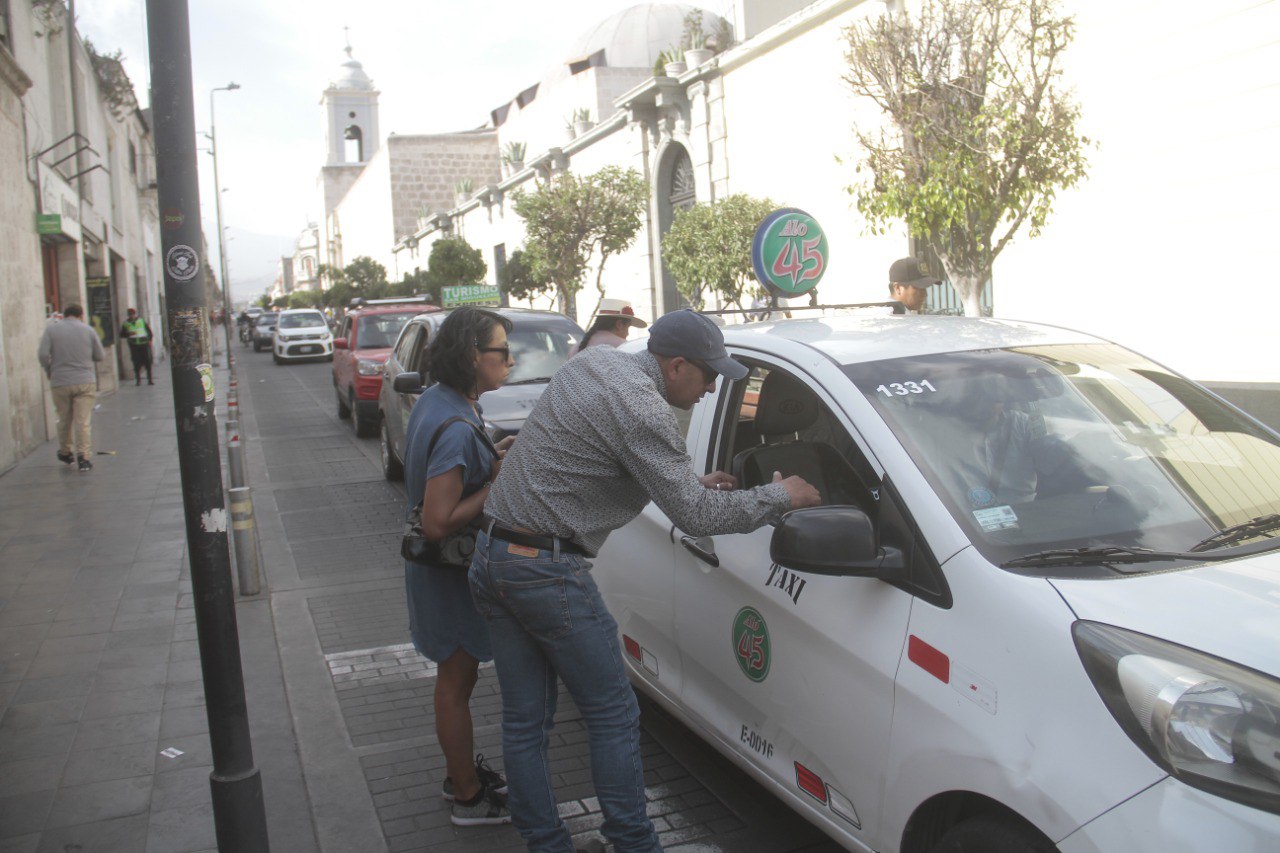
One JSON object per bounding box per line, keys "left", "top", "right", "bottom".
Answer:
{"left": 647, "top": 309, "right": 748, "bottom": 381}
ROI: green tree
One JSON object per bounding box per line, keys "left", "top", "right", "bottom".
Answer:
{"left": 256, "top": 293, "right": 272, "bottom": 309}
{"left": 498, "top": 249, "right": 552, "bottom": 305}
{"left": 512, "top": 167, "right": 646, "bottom": 318}
{"left": 271, "top": 294, "right": 289, "bottom": 309}
{"left": 661, "top": 194, "right": 778, "bottom": 310}
{"left": 426, "top": 237, "right": 487, "bottom": 305}
{"left": 585, "top": 166, "right": 647, "bottom": 304}
{"left": 842, "top": 0, "right": 1090, "bottom": 316}
{"left": 288, "top": 291, "right": 318, "bottom": 309}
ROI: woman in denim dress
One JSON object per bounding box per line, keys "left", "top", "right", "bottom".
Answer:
{"left": 403, "top": 307, "right": 516, "bottom": 825}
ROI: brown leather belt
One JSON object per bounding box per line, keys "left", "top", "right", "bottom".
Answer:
{"left": 482, "top": 517, "right": 587, "bottom": 556}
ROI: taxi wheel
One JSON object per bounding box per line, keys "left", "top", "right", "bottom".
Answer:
{"left": 930, "top": 816, "right": 1056, "bottom": 853}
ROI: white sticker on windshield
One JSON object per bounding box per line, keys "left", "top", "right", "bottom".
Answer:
{"left": 973, "top": 505, "right": 1019, "bottom": 531}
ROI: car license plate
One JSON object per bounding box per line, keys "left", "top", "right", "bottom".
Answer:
{"left": 299, "top": 345, "right": 320, "bottom": 354}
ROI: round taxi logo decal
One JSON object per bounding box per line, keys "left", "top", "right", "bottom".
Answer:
{"left": 732, "top": 606, "right": 771, "bottom": 683}
{"left": 750, "top": 208, "right": 829, "bottom": 298}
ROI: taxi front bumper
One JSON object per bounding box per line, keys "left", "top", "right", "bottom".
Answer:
{"left": 1057, "top": 776, "right": 1280, "bottom": 852}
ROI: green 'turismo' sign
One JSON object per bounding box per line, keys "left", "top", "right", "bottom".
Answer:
{"left": 37, "top": 213, "right": 62, "bottom": 235}
{"left": 441, "top": 284, "right": 500, "bottom": 308}
{"left": 751, "top": 208, "right": 829, "bottom": 298}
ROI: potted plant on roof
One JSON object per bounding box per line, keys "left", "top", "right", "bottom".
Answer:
{"left": 663, "top": 46, "right": 687, "bottom": 77}
{"left": 572, "top": 108, "right": 593, "bottom": 137}
{"left": 501, "top": 141, "right": 527, "bottom": 176}
{"left": 683, "top": 11, "right": 714, "bottom": 68}
{"left": 455, "top": 178, "right": 474, "bottom": 207}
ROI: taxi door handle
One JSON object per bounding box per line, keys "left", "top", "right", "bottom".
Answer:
{"left": 680, "top": 535, "right": 719, "bottom": 568}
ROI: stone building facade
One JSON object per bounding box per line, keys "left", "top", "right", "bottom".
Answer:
{"left": 0, "top": 0, "right": 162, "bottom": 471}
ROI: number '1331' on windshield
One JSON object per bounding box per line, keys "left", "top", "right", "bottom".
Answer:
{"left": 876, "top": 380, "right": 936, "bottom": 397}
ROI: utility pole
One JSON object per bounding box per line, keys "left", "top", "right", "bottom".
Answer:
{"left": 144, "top": 1, "right": 269, "bottom": 849}
{"left": 209, "top": 83, "right": 239, "bottom": 365}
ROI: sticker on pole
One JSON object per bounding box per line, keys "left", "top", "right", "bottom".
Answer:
{"left": 197, "top": 363, "right": 215, "bottom": 402}
{"left": 732, "top": 606, "right": 771, "bottom": 683}
{"left": 166, "top": 245, "right": 199, "bottom": 282}
{"left": 751, "top": 208, "right": 828, "bottom": 298}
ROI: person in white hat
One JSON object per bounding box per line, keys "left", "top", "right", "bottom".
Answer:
{"left": 569, "top": 297, "right": 647, "bottom": 356}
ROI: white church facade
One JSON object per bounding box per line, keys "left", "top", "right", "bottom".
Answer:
{"left": 288, "top": 0, "right": 1278, "bottom": 383}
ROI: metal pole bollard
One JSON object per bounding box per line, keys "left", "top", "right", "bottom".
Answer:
{"left": 228, "top": 486, "right": 263, "bottom": 597}
{"left": 225, "top": 419, "right": 246, "bottom": 489}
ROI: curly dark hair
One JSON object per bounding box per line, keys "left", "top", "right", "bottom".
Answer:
{"left": 427, "top": 307, "right": 512, "bottom": 395}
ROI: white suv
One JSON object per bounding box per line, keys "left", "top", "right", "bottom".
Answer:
{"left": 273, "top": 309, "right": 334, "bottom": 364}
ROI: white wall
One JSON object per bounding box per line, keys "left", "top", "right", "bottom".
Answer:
{"left": 996, "top": 0, "right": 1280, "bottom": 381}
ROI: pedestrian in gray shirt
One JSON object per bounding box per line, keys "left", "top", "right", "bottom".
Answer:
{"left": 471, "top": 309, "right": 820, "bottom": 852}
{"left": 38, "top": 304, "right": 105, "bottom": 472}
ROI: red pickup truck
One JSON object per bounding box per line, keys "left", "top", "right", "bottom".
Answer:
{"left": 332, "top": 299, "right": 439, "bottom": 437}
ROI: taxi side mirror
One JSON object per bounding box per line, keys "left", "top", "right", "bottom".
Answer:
{"left": 770, "top": 506, "right": 905, "bottom": 578}
{"left": 333, "top": 338, "right": 348, "bottom": 350}
{"left": 392, "top": 371, "right": 423, "bottom": 394}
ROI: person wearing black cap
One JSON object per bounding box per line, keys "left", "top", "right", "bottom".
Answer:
{"left": 888, "top": 256, "right": 942, "bottom": 314}
{"left": 471, "top": 308, "right": 820, "bottom": 852}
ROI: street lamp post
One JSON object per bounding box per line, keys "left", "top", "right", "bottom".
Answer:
{"left": 209, "top": 83, "right": 239, "bottom": 370}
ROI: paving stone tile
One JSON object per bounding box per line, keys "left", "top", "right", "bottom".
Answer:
{"left": 44, "top": 775, "right": 152, "bottom": 828}
{"left": 104, "top": 626, "right": 172, "bottom": 649}
{"left": 61, "top": 741, "right": 157, "bottom": 786}
{"left": 0, "top": 833, "right": 38, "bottom": 852}
{"left": 23, "top": 650, "right": 102, "bottom": 679}
{"left": 152, "top": 733, "right": 211, "bottom": 774}
{"left": 44, "top": 617, "right": 115, "bottom": 639}
{"left": 0, "top": 789, "right": 54, "bottom": 837}
{"left": 161, "top": 679, "right": 205, "bottom": 710}
{"left": 11, "top": 675, "right": 93, "bottom": 705}
{"left": 81, "top": 684, "right": 165, "bottom": 720}
{"left": 145, "top": 801, "right": 216, "bottom": 853}
{"left": 72, "top": 710, "right": 161, "bottom": 750}
{"left": 0, "top": 756, "right": 65, "bottom": 797}
{"left": 158, "top": 705, "right": 208, "bottom": 741}
{"left": 33, "top": 812, "right": 149, "bottom": 853}
{"left": 99, "top": 643, "right": 171, "bottom": 671}
{"left": 151, "top": 762, "right": 218, "bottom": 814}
{"left": 0, "top": 696, "right": 86, "bottom": 729}
{"left": 92, "top": 663, "right": 168, "bottom": 693}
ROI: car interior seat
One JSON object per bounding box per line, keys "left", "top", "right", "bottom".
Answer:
{"left": 731, "top": 371, "right": 870, "bottom": 509}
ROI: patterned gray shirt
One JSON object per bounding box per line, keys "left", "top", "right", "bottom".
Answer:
{"left": 485, "top": 346, "right": 792, "bottom": 556}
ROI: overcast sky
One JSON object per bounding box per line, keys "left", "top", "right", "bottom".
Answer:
{"left": 76, "top": 0, "right": 734, "bottom": 301}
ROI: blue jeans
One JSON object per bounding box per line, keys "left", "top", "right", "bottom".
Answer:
{"left": 469, "top": 530, "right": 662, "bottom": 853}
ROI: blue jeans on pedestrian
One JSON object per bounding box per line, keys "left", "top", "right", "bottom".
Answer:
{"left": 469, "top": 529, "right": 662, "bottom": 853}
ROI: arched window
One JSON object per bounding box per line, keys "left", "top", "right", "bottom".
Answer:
{"left": 657, "top": 145, "right": 695, "bottom": 312}
{"left": 344, "top": 125, "right": 364, "bottom": 162}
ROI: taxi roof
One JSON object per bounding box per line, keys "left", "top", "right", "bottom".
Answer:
{"left": 719, "top": 314, "right": 1105, "bottom": 366}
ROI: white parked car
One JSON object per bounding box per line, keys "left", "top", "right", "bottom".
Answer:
{"left": 273, "top": 308, "right": 334, "bottom": 364}
{"left": 595, "top": 315, "right": 1280, "bottom": 852}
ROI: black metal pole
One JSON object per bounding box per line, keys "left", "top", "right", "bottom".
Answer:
{"left": 144, "top": 2, "right": 269, "bottom": 849}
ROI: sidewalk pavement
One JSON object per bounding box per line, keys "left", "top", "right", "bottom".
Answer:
{"left": 0, "top": 345, "right": 835, "bottom": 853}
{"left": 0, "top": 356, "right": 315, "bottom": 852}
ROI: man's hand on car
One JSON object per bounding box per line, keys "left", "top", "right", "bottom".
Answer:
{"left": 774, "top": 470, "right": 821, "bottom": 508}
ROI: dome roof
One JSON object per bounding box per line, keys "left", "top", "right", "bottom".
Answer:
{"left": 563, "top": 4, "right": 726, "bottom": 70}
{"left": 331, "top": 46, "right": 374, "bottom": 91}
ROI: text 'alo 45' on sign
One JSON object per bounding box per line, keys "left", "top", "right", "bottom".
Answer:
{"left": 751, "top": 208, "right": 829, "bottom": 298}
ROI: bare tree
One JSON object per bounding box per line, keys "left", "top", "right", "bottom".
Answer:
{"left": 843, "top": 0, "right": 1090, "bottom": 316}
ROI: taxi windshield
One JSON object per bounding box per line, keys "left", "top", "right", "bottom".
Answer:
{"left": 845, "top": 344, "right": 1280, "bottom": 569}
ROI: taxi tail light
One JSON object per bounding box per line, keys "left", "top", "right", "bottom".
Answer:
{"left": 623, "top": 635, "right": 642, "bottom": 662}
{"left": 794, "top": 762, "right": 828, "bottom": 804}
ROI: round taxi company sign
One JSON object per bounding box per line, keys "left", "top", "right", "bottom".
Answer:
{"left": 732, "top": 606, "right": 772, "bottom": 683}
{"left": 751, "top": 208, "right": 829, "bottom": 298}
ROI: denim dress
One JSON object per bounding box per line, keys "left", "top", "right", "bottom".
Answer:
{"left": 403, "top": 384, "right": 495, "bottom": 663}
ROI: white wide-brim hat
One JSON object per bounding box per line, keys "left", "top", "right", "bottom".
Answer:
{"left": 593, "top": 297, "right": 648, "bottom": 328}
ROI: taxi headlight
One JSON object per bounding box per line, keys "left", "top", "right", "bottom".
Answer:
{"left": 1074, "top": 621, "right": 1280, "bottom": 814}
{"left": 356, "top": 358, "right": 383, "bottom": 376}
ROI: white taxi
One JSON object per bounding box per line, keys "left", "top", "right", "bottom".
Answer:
{"left": 595, "top": 315, "right": 1280, "bottom": 852}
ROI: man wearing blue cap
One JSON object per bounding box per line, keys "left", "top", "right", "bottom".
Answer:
{"left": 473, "top": 309, "right": 820, "bottom": 852}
